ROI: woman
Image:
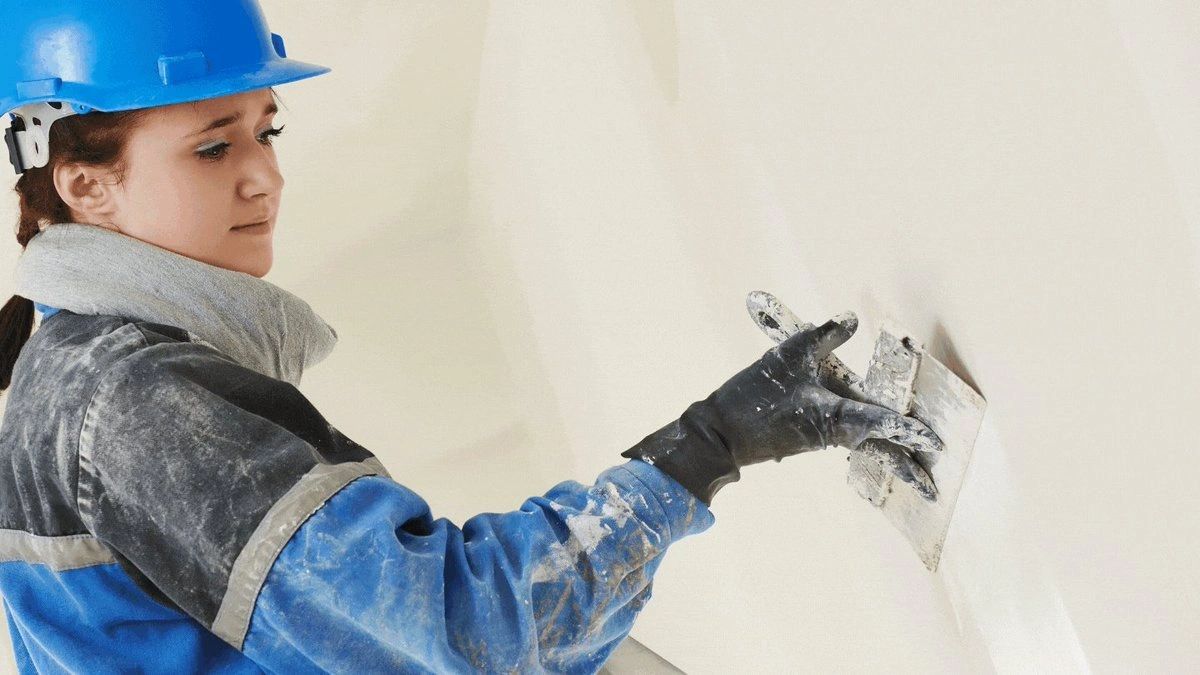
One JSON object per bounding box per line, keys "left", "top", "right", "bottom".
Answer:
{"left": 0, "top": 2, "right": 943, "bottom": 673}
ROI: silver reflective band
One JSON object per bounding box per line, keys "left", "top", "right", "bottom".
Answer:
{"left": 211, "top": 456, "right": 391, "bottom": 649}
{"left": 0, "top": 528, "right": 116, "bottom": 571}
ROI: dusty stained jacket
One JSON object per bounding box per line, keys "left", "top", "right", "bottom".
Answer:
{"left": 0, "top": 224, "right": 715, "bottom": 673}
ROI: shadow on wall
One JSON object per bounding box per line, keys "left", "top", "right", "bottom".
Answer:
{"left": 928, "top": 320, "right": 983, "bottom": 396}
{"left": 625, "top": 1, "right": 679, "bottom": 103}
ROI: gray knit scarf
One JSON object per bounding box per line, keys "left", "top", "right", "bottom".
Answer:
{"left": 11, "top": 223, "right": 338, "bottom": 386}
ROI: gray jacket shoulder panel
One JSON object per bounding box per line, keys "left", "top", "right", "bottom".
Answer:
{"left": 72, "top": 314, "right": 376, "bottom": 629}
{"left": 0, "top": 312, "right": 190, "bottom": 538}
{"left": 2, "top": 310, "right": 376, "bottom": 625}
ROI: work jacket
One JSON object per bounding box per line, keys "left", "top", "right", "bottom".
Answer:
{"left": 0, "top": 303, "right": 715, "bottom": 673}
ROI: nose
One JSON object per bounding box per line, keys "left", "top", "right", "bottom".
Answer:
{"left": 237, "top": 141, "right": 285, "bottom": 203}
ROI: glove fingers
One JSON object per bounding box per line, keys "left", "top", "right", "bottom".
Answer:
{"left": 857, "top": 441, "right": 938, "bottom": 501}
{"left": 831, "top": 398, "right": 945, "bottom": 455}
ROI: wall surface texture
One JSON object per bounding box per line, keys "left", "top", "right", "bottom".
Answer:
{"left": 2, "top": 2, "right": 1196, "bottom": 672}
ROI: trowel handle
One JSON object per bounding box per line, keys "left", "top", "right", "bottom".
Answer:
{"left": 745, "top": 291, "right": 867, "bottom": 401}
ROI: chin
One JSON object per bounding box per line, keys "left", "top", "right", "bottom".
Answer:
{"left": 246, "top": 259, "right": 273, "bottom": 278}
{"left": 228, "top": 254, "right": 273, "bottom": 278}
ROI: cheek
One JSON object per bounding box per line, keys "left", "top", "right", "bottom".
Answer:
{"left": 133, "top": 161, "right": 223, "bottom": 218}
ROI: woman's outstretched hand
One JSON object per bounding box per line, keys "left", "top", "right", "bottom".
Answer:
{"left": 744, "top": 291, "right": 942, "bottom": 500}
{"left": 702, "top": 309, "right": 943, "bottom": 465}
{"left": 621, "top": 298, "right": 944, "bottom": 506}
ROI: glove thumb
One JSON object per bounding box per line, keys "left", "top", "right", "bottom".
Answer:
{"left": 779, "top": 311, "right": 857, "bottom": 364}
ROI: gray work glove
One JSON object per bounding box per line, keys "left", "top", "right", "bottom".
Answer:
{"left": 620, "top": 309, "right": 944, "bottom": 506}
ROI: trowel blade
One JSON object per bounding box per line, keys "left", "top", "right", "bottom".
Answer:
{"left": 853, "top": 320, "right": 987, "bottom": 571}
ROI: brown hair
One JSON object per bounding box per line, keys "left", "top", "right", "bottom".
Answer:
{"left": 0, "top": 105, "right": 152, "bottom": 391}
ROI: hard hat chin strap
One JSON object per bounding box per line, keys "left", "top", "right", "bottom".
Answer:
{"left": 4, "top": 102, "right": 80, "bottom": 175}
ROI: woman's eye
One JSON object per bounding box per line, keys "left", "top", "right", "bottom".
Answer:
{"left": 195, "top": 125, "right": 286, "bottom": 162}
{"left": 258, "top": 124, "right": 286, "bottom": 146}
{"left": 196, "top": 143, "right": 229, "bottom": 161}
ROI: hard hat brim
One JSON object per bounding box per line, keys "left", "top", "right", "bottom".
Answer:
{"left": 2, "top": 58, "right": 331, "bottom": 118}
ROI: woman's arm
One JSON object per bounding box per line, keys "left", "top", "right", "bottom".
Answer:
{"left": 241, "top": 461, "right": 705, "bottom": 673}
{"left": 79, "top": 340, "right": 713, "bottom": 673}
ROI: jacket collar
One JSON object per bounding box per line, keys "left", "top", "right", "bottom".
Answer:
{"left": 12, "top": 223, "right": 338, "bottom": 386}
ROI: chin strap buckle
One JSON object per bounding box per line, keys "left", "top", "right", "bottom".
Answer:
{"left": 5, "top": 116, "right": 26, "bottom": 175}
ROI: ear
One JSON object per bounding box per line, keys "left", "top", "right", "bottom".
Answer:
{"left": 52, "top": 162, "right": 121, "bottom": 225}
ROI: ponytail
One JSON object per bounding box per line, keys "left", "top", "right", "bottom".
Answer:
{"left": 0, "top": 294, "right": 35, "bottom": 391}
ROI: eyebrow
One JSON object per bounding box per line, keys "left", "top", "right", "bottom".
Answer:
{"left": 185, "top": 102, "right": 279, "bottom": 138}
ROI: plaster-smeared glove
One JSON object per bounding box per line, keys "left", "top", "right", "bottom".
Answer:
{"left": 620, "top": 310, "right": 944, "bottom": 506}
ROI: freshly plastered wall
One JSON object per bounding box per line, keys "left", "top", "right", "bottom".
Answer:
{"left": 2, "top": 1, "right": 1197, "bottom": 672}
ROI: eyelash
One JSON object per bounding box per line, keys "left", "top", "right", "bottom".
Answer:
{"left": 195, "top": 125, "right": 286, "bottom": 162}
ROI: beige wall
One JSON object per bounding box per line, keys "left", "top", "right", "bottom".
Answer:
{"left": 2, "top": 1, "right": 1197, "bottom": 671}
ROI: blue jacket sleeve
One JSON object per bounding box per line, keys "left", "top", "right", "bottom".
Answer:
{"left": 240, "top": 458, "right": 715, "bottom": 674}
{"left": 78, "top": 336, "right": 715, "bottom": 673}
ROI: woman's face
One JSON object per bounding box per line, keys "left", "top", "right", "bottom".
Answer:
{"left": 76, "top": 88, "right": 285, "bottom": 277}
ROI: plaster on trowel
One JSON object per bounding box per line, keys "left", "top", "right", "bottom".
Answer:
{"left": 745, "top": 291, "right": 986, "bottom": 571}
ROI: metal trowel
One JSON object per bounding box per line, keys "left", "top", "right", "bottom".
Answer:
{"left": 745, "top": 291, "right": 987, "bottom": 571}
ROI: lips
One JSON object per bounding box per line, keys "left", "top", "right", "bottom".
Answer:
{"left": 233, "top": 218, "right": 270, "bottom": 230}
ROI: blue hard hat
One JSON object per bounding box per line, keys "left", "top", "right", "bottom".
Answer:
{"left": 2, "top": 0, "right": 331, "bottom": 173}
